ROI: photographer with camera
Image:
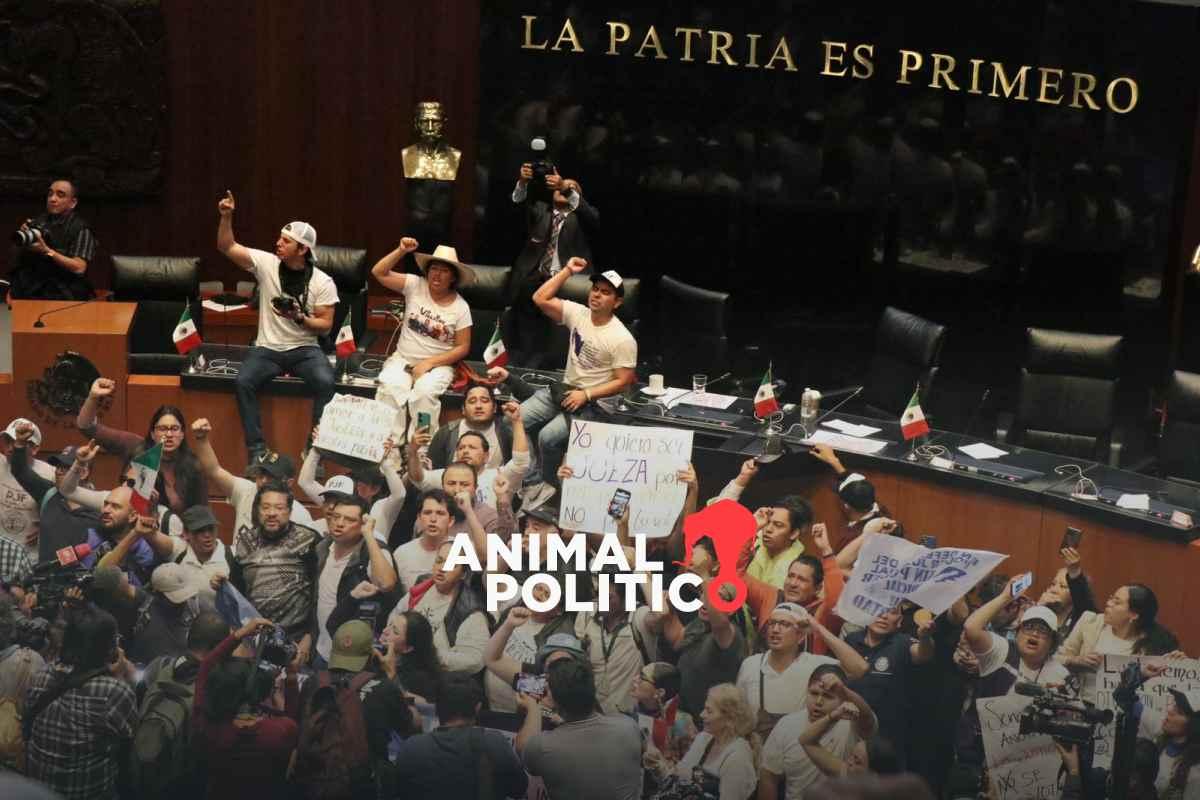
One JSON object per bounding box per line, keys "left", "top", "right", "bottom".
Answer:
{"left": 7, "top": 178, "right": 96, "bottom": 300}
{"left": 216, "top": 191, "right": 339, "bottom": 464}
{"left": 191, "top": 616, "right": 300, "bottom": 800}
{"left": 508, "top": 142, "right": 599, "bottom": 365}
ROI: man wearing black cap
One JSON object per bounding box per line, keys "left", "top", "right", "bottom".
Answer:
{"left": 190, "top": 417, "right": 314, "bottom": 536}
{"left": 520, "top": 256, "right": 637, "bottom": 488}
{"left": 7, "top": 425, "right": 101, "bottom": 562}
{"left": 170, "top": 505, "right": 230, "bottom": 584}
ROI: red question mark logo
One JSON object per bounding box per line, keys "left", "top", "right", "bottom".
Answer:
{"left": 681, "top": 500, "right": 758, "bottom": 614}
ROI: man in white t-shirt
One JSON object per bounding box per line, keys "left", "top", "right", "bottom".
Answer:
{"left": 520, "top": 258, "right": 636, "bottom": 486}
{"left": 215, "top": 191, "right": 339, "bottom": 462}
{"left": 0, "top": 418, "right": 55, "bottom": 557}
{"left": 371, "top": 237, "right": 473, "bottom": 443}
{"left": 392, "top": 489, "right": 458, "bottom": 591}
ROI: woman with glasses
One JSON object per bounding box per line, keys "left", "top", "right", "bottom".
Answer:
{"left": 1059, "top": 583, "right": 1184, "bottom": 670}
{"left": 76, "top": 377, "right": 207, "bottom": 513}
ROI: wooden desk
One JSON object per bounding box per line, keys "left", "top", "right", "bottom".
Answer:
{"left": 12, "top": 300, "right": 135, "bottom": 451}
{"left": 203, "top": 305, "right": 258, "bottom": 346}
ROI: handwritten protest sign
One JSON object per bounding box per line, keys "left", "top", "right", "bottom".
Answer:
{"left": 977, "top": 694, "right": 1063, "bottom": 800}
{"left": 1085, "top": 654, "right": 1200, "bottom": 769}
{"left": 315, "top": 394, "right": 395, "bottom": 463}
{"left": 835, "top": 535, "right": 1007, "bottom": 626}
{"left": 559, "top": 419, "right": 693, "bottom": 537}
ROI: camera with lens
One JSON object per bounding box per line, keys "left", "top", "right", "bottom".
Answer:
{"left": 651, "top": 773, "right": 718, "bottom": 800}
{"left": 24, "top": 568, "right": 95, "bottom": 616}
{"left": 255, "top": 623, "right": 298, "bottom": 666}
{"left": 13, "top": 224, "right": 47, "bottom": 248}
{"left": 1016, "top": 683, "right": 1113, "bottom": 745}
{"left": 270, "top": 295, "right": 300, "bottom": 316}
{"left": 529, "top": 137, "right": 555, "bottom": 184}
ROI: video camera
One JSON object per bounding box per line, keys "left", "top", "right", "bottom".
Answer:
{"left": 1016, "top": 682, "right": 1114, "bottom": 745}
{"left": 13, "top": 223, "right": 47, "bottom": 247}
{"left": 23, "top": 568, "right": 95, "bottom": 616}
{"left": 270, "top": 295, "right": 300, "bottom": 316}
{"left": 652, "top": 773, "right": 719, "bottom": 800}
{"left": 254, "top": 623, "right": 298, "bottom": 667}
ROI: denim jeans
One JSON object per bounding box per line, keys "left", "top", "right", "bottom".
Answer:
{"left": 235, "top": 345, "right": 335, "bottom": 448}
{"left": 520, "top": 387, "right": 609, "bottom": 485}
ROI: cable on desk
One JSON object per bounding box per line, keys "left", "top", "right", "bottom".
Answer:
{"left": 1054, "top": 464, "right": 1098, "bottom": 499}
{"left": 618, "top": 395, "right": 668, "bottom": 416}
{"left": 912, "top": 443, "right": 948, "bottom": 462}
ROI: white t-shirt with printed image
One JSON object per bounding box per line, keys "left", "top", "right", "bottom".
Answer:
{"left": 396, "top": 277, "right": 473, "bottom": 363}
{"left": 247, "top": 248, "right": 339, "bottom": 351}
{"left": 559, "top": 300, "right": 637, "bottom": 390}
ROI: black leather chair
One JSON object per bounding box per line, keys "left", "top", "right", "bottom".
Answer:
{"left": 522, "top": 273, "right": 642, "bottom": 370}
{"left": 110, "top": 255, "right": 200, "bottom": 375}
{"left": 315, "top": 246, "right": 370, "bottom": 353}
{"left": 825, "top": 307, "right": 948, "bottom": 419}
{"left": 460, "top": 264, "right": 513, "bottom": 361}
{"left": 653, "top": 275, "right": 730, "bottom": 386}
{"left": 1150, "top": 370, "right": 1200, "bottom": 483}
{"left": 1000, "top": 328, "right": 1123, "bottom": 464}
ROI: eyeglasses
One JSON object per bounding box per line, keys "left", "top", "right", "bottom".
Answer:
{"left": 153, "top": 425, "right": 183, "bottom": 434}
{"left": 766, "top": 619, "right": 799, "bottom": 630}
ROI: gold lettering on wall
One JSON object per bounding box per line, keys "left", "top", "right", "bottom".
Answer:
{"left": 1071, "top": 72, "right": 1101, "bottom": 110}
{"left": 675, "top": 27, "right": 702, "bottom": 62}
{"left": 821, "top": 41, "right": 848, "bottom": 77}
{"left": 552, "top": 19, "right": 583, "bottom": 52}
{"left": 606, "top": 21, "right": 630, "bottom": 55}
{"left": 1106, "top": 77, "right": 1138, "bottom": 114}
{"left": 745, "top": 33, "right": 762, "bottom": 68}
{"left": 968, "top": 58, "right": 985, "bottom": 94}
{"left": 708, "top": 30, "right": 736, "bottom": 65}
{"left": 990, "top": 63, "right": 1030, "bottom": 100}
{"left": 763, "top": 37, "right": 797, "bottom": 71}
{"left": 635, "top": 25, "right": 668, "bottom": 59}
{"left": 1036, "top": 67, "right": 1063, "bottom": 105}
{"left": 929, "top": 53, "right": 958, "bottom": 90}
{"left": 852, "top": 44, "right": 875, "bottom": 79}
{"left": 897, "top": 50, "right": 923, "bottom": 84}
{"left": 521, "top": 15, "right": 548, "bottom": 50}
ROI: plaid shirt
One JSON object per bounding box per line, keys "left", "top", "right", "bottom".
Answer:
{"left": 0, "top": 535, "right": 33, "bottom": 585}
{"left": 25, "top": 664, "right": 137, "bottom": 800}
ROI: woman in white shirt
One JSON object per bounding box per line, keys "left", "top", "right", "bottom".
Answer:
{"left": 672, "top": 683, "right": 759, "bottom": 800}
{"left": 371, "top": 237, "right": 473, "bottom": 443}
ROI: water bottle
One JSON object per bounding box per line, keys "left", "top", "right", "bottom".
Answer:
{"left": 800, "top": 388, "right": 821, "bottom": 431}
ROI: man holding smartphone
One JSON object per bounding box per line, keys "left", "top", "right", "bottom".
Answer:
{"left": 215, "top": 191, "right": 339, "bottom": 464}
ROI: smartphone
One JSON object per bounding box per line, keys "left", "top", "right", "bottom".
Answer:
{"left": 1061, "top": 526, "right": 1083, "bottom": 550}
{"left": 608, "top": 488, "right": 632, "bottom": 518}
{"left": 1011, "top": 571, "right": 1034, "bottom": 598}
{"left": 372, "top": 641, "right": 387, "bottom": 655}
{"left": 919, "top": 534, "right": 938, "bottom": 549}
{"left": 514, "top": 672, "right": 548, "bottom": 698}
{"left": 416, "top": 411, "right": 432, "bottom": 431}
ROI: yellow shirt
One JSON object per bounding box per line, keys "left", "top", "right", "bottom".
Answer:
{"left": 745, "top": 539, "right": 805, "bottom": 589}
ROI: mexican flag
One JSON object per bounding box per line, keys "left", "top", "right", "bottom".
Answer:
{"left": 173, "top": 306, "right": 201, "bottom": 354}
{"left": 483, "top": 320, "right": 508, "bottom": 368}
{"left": 128, "top": 443, "right": 162, "bottom": 514}
{"left": 901, "top": 387, "right": 931, "bottom": 440}
{"left": 754, "top": 364, "right": 780, "bottom": 417}
{"left": 335, "top": 311, "right": 356, "bottom": 358}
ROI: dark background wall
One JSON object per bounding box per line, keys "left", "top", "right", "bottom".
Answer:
{"left": 0, "top": 0, "right": 481, "bottom": 291}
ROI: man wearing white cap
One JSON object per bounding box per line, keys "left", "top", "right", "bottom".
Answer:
{"left": 0, "top": 418, "right": 55, "bottom": 558}
{"left": 216, "top": 190, "right": 339, "bottom": 463}
{"left": 370, "top": 236, "right": 473, "bottom": 445}
{"left": 521, "top": 257, "right": 636, "bottom": 487}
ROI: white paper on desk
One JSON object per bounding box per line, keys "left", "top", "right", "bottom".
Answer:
{"left": 958, "top": 442, "right": 1009, "bottom": 460}
{"left": 822, "top": 418, "right": 882, "bottom": 438}
{"left": 202, "top": 298, "right": 249, "bottom": 312}
{"left": 1116, "top": 493, "right": 1150, "bottom": 511}
{"left": 804, "top": 430, "right": 889, "bottom": 455}
{"left": 668, "top": 391, "right": 738, "bottom": 410}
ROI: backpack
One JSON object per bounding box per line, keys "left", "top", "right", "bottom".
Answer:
{"left": 129, "top": 657, "right": 197, "bottom": 799}
{"left": 292, "top": 671, "right": 374, "bottom": 800}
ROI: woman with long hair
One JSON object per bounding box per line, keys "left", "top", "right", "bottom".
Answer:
{"left": 1060, "top": 583, "right": 1183, "bottom": 671}
{"left": 379, "top": 610, "right": 444, "bottom": 703}
{"left": 670, "top": 683, "right": 759, "bottom": 799}
{"left": 192, "top": 618, "right": 299, "bottom": 800}
{"left": 77, "top": 378, "right": 207, "bottom": 513}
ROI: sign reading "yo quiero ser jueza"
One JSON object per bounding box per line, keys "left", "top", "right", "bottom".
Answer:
{"left": 518, "top": 15, "right": 1140, "bottom": 115}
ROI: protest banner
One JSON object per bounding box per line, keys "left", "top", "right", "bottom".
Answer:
{"left": 559, "top": 419, "right": 693, "bottom": 537}
{"left": 315, "top": 393, "right": 395, "bottom": 462}
{"left": 1086, "top": 654, "right": 1200, "bottom": 769}
{"left": 977, "top": 694, "right": 1063, "bottom": 800}
{"left": 835, "top": 534, "right": 1007, "bottom": 626}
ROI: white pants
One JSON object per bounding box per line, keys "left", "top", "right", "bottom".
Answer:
{"left": 375, "top": 355, "right": 453, "bottom": 441}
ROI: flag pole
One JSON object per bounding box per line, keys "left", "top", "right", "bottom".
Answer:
{"left": 907, "top": 381, "right": 921, "bottom": 460}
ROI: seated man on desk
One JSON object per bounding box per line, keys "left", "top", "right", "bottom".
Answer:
{"left": 215, "top": 190, "right": 338, "bottom": 462}
{"left": 7, "top": 178, "right": 96, "bottom": 300}
{"left": 520, "top": 258, "right": 636, "bottom": 491}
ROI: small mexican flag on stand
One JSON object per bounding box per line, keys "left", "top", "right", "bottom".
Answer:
{"left": 754, "top": 363, "right": 780, "bottom": 417}
{"left": 483, "top": 320, "right": 508, "bottom": 368}
{"left": 128, "top": 443, "right": 162, "bottom": 514}
{"left": 900, "top": 387, "right": 931, "bottom": 440}
{"left": 335, "top": 311, "right": 356, "bottom": 358}
{"left": 173, "top": 306, "right": 201, "bottom": 354}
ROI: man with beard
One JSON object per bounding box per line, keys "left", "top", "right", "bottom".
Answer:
{"left": 224, "top": 481, "right": 321, "bottom": 668}
{"left": 429, "top": 383, "right": 516, "bottom": 469}
{"left": 83, "top": 487, "right": 169, "bottom": 589}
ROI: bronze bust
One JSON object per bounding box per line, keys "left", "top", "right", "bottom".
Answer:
{"left": 402, "top": 101, "right": 461, "bottom": 181}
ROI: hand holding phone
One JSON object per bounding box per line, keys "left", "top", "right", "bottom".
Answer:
{"left": 919, "top": 535, "right": 937, "bottom": 549}
{"left": 1060, "top": 527, "right": 1083, "bottom": 551}
{"left": 1011, "top": 571, "right": 1034, "bottom": 598}
{"left": 608, "top": 488, "right": 631, "bottom": 519}
{"left": 514, "top": 672, "right": 548, "bottom": 698}
{"left": 416, "top": 411, "right": 432, "bottom": 431}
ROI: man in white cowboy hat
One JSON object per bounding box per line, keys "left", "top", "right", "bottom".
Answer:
{"left": 371, "top": 236, "right": 474, "bottom": 445}
{"left": 215, "top": 190, "right": 339, "bottom": 463}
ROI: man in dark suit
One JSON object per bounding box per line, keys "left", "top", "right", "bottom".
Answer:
{"left": 508, "top": 164, "right": 600, "bottom": 365}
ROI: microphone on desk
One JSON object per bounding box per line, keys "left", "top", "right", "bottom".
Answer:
{"left": 811, "top": 386, "right": 864, "bottom": 429}
{"left": 32, "top": 300, "right": 91, "bottom": 328}
{"left": 961, "top": 388, "right": 991, "bottom": 439}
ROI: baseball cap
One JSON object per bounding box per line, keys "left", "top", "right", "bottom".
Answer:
{"left": 771, "top": 602, "right": 809, "bottom": 623}
{"left": 151, "top": 563, "right": 200, "bottom": 604}
{"left": 535, "top": 632, "right": 586, "bottom": 671}
{"left": 1170, "top": 688, "right": 1200, "bottom": 717}
{"left": 280, "top": 221, "right": 317, "bottom": 250}
{"left": 329, "top": 620, "right": 374, "bottom": 672}
{"left": 247, "top": 451, "right": 297, "bottom": 480}
{"left": 320, "top": 475, "right": 356, "bottom": 498}
{"left": 181, "top": 504, "right": 219, "bottom": 532}
{"left": 1019, "top": 605, "right": 1059, "bottom": 631}
{"left": 522, "top": 499, "right": 560, "bottom": 527}
{"left": 2, "top": 418, "right": 41, "bottom": 446}
{"left": 46, "top": 446, "right": 77, "bottom": 468}
{"left": 590, "top": 270, "right": 625, "bottom": 297}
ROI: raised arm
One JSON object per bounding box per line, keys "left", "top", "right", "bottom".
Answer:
{"left": 58, "top": 440, "right": 107, "bottom": 509}
{"left": 370, "top": 237, "right": 419, "bottom": 294}
{"left": 484, "top": 606, "right": 529, "bottom": 686}
{"left": 835, "top": 517, "right": 897, "bottom": 572}
{"left": 361, "top": 517, "right": 398, "bottom": 592}
{"left": 404, "top": 429, "right": 433, "bottom": 488}
{"left": 800, "top": 606, "right": 868, "bottom": 679}
{"left": 297, "top": 430, "right": 325, "bottom": 505}
{"left": 704, "top": 578, "right": 737, "bottom": 650}
{"left": 665, "top": 463, "right": 699, "bottom": 566}
{"left": 216, "top": 191, "right": 254, "bottom": 272}
{"left": 189, "top": 418, "right": 237, "bottom": 497}
{"left": 98, "top": 515, "right": 156, "bottom": 571}
{"left": 455, "top": 491, "right": 488, "bottom": 561}
{"left": 8, "top": 425, "right": 53, "bottom": 506}
{"left": 76, "top": 377, "right": 116, "bottom": 434}
{"left": 964, "top": 574, "right": 1021, "bottom": 655}
{"left": 531, "top": 257, "right": 588, "bottom": 324}
{"left": 799, "top": 712, "right": 849, "bottom": 777}
{"left": 498, "top": 402, "right": 530, "bottom": 484}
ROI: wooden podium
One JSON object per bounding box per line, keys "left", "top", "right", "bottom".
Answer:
{"left": 11, "top": 299, "right": 136, "bottom": 453}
